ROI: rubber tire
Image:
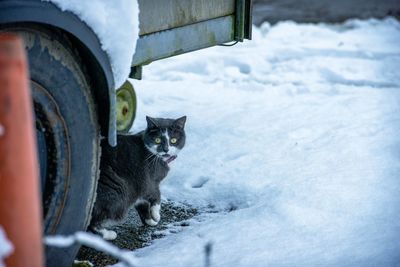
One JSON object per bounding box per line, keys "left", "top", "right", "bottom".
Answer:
{"left": 6, "top": 25, "right": 100, "bottom": 266}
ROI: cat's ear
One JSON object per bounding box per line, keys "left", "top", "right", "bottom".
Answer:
{"left": 174, "top": 116, "right": 187, "bottom": 129}
{"left": 146, "top": 116, "right": 158, "bottom": 128}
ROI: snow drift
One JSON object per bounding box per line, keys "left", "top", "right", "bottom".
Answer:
{"left": 46, "top": 0, "right": 140, "bottom": 88}
{"left": 124, "top": 18, "right": 400, "bottom": 267}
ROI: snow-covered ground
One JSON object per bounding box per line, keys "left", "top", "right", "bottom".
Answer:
{"left": 0, "top": 226, "right": 13, "bottom": 267}
{"left": 124, "top": 18, "right": 400, "bottom": 267}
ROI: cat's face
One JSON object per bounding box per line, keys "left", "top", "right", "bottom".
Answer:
{"left": 143, "top": 116, "right": 186, "bottom": 162}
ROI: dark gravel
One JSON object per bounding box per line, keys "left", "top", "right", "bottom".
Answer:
{"left": 253, "top": 0, "right": 400, "bottom": 26}
{"left": 76, "top": 200, "right": 198, "bottom": 267}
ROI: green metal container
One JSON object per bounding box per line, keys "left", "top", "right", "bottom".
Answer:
{"left": 131, "top": 0, "right": 252, "bottom": 78}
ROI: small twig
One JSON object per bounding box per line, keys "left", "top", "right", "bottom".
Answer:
{"left": 44, "top": 232, "right": 137, "bottom": 267}
{"left": 204, "top": 241, "right": 213, "bottom": 267}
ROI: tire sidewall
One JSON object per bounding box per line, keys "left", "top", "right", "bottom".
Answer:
{"left": 23, "top": 28, "right": 99, "bottom": 265}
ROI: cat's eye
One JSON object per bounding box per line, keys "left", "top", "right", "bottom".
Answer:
{"left": 170, "top": 138, "right": 177, "bottom": 144}
{"left": 155, "top": 138, "right": 161, "bottom": 144}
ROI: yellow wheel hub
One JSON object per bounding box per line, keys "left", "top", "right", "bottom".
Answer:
{"left": 116, "top": 81, "right": 136, "bottom": 133}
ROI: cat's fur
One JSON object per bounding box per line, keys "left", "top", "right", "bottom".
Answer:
{"left": 89, "top": 116, "right": 187, "bottom": 240}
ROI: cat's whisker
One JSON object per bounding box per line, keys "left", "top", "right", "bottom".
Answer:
{"left": 146, "top": 154, "right": 159, "bottom": 169}
{"left": 147, "top": 156, "right": 155, "bottom": 168}
{"left": 145, "top": 153, "right": 155, "bottom": 162}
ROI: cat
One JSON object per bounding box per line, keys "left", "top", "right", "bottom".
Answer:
{"left": 89, "top": 116, "right": 187, "bottom": 240}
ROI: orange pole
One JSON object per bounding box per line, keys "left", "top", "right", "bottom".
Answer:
{"left": 0, "top": 34, "right": 43, "bottom": 267}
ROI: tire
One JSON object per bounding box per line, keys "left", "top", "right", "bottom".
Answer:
{"left": 3, "top": 25, "right": 101, "bottom": 266}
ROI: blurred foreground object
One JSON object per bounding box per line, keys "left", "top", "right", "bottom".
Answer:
{"left": 253, "top": 0, "right": 400, "bottom": 25}
{"left": 0, "top": 33, "right": 43, "bottom": 267}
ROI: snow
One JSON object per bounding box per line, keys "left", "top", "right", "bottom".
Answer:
{"left": 74, "top": 260, "right": 94, "bottom": 267}
{"left": 122, "top": 17, "right": 400, "bottom": 267}
{"left": 45, "top": 232, "right": 137, "bottom": 266}
{"left": 0, "top": 124, "right": 4, "bottom": 137}
{"left": 0, "top": 226, "right": 13, "bottom": 267}
{"left": 46, "top": 0, "right": 140, "bottom": 88}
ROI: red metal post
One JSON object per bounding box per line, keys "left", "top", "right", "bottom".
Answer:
{"left": 0, "top": 33, "right": 43, "bottom": 267}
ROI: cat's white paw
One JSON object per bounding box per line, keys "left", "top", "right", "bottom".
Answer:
{"left": 151, "top": 204, "right": 161, "bottom": 222}
{"left": 98, "top": 229, "right": 117, "bottom": 240}
{"left": 145, "top": 218, "right": 158, "bottom": 226}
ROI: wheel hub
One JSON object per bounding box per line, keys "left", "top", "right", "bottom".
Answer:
{"left": 31, "top": 80, "right": 70, "bottom": 232}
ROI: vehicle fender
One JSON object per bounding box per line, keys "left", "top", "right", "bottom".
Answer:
{"left": 0, "top": 0, "right": 117, "bottom": 146}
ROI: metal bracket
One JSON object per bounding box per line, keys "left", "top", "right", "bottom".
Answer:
{"left": 235, "top": 0, "right": 253, "bottom": 41}
{"left": 129, "top": 66, "right": 142, "bottom": 80}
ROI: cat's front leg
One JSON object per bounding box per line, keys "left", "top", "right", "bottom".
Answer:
{"left": 150, "top": 202, "right": 161, "bottom": 223}
{"left": 149, "top": 186, "right": 162, "bottom": 224}
{"left": 135, "top": 199, "right": 159, "bottom": 226}
{"left": 92, "top": 227, "right": 117, "bottom": 241}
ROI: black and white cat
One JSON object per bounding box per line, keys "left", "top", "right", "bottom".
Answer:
{"left": 89, "top": 116, "right": 187, "bottom": 240}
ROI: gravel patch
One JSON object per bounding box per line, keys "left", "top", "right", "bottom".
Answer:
{"left": 76, "top": 200, "right": 198, "bottom": 266}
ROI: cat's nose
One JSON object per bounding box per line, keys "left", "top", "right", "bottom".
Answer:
{"left": 162, "top": 144, "right": 169, "bottom": 153}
